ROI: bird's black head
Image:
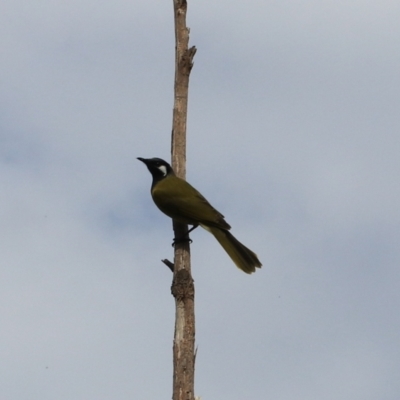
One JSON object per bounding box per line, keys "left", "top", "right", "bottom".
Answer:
{"left": 137, "top": 157, "right": 174, "bottom": 184}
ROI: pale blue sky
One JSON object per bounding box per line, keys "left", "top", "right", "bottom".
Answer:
{"left": 1, "top": 1, "right": 399, "bottom": 399}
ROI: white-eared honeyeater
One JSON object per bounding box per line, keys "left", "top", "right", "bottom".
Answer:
{"left": 138, "top": 157, "right": 262, "bottom": 274}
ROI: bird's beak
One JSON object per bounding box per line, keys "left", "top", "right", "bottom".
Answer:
{"left": 137, "top": 157, "right": 147, "bottom": 164}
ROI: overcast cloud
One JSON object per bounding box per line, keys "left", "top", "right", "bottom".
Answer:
{"left": 1, "top": 1, "right": 399, "bottom": 399}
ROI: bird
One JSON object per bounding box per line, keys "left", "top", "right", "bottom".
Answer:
{"left": 138, "top": 157, "right": 262, "bottom": 274}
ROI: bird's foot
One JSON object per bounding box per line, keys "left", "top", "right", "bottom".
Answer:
{"left": 171, "top": 224, "right": 198, "bottom": 247}
{"left": 171, "top": 235, "right": 193, "bottom": 247}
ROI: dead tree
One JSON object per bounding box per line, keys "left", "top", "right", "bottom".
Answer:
{"left": 170, "top": 1, "right": 196, "bottom": 400}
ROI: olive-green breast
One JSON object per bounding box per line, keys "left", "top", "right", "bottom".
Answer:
{"left": 151, "top": 175, "right": 231, "bottom": 230}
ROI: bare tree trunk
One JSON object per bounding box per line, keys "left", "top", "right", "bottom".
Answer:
{"left": 170, "top": 1, "right": 197, "bottom": 400}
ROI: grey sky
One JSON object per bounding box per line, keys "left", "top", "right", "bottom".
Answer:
{"left": 1, "top": 1, "right": 399, "bottom": 399}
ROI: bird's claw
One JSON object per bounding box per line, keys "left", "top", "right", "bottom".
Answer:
{"left": 171, "top": 236, "right": 193, "bottom": 247}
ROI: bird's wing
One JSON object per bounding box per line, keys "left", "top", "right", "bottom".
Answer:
{"left": 152, "top": 177, "right": 231, "bottom": 230}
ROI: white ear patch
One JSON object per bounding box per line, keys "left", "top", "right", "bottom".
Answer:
{"left": 157, "top": 165, "right": 167, "bottom": 176}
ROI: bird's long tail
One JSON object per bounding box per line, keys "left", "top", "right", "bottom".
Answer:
{"left": 202, "top": 225, "right": 262, "bottom": 274}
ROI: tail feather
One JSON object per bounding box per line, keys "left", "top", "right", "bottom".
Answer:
{"left": 203, "top": 225, "right": 262, "bottom": 274}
